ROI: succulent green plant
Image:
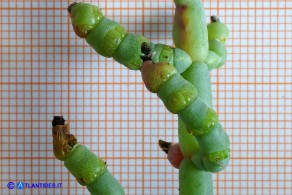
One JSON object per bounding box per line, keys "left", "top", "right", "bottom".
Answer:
{"left": 61, "top": 1, "right": 231, "bottom": 194}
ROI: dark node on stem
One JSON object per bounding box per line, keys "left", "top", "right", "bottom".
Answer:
{"left": 52, "top": 116, "right": 65, "bottom": 127}
{"left": 67, "top": 2, "right": 78, "bottom": 13}
{"left": 211, "top": 15, "right": 220, "bottom": 23}
{"left": 78, "top": 177, "right": 86, "bottom": 186}
{"left": 158, "top": 139, "right": 172, "bottom": 154}
{"left": 140, "top": 42, "right": 152, "bottom": 62}
{"left": 141, "top": 42, "right": 151, "bottom": 55}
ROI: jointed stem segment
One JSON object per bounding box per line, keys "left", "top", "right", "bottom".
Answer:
{"left": 64, "top": 1, "right": 231, "bottom": 194}
{"left": 51, "top": 116, "right": 125, "bottom": 195}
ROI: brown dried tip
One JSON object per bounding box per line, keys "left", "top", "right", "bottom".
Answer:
{"left": 140, "top": 42, "right": 152, "bottom": 62}
{"left": 158, "top": 139, "right": 172, "bottom": 154}
{"left": 67, "top": 2, "right": 78, "bottom": 13}
{"left": 141, "top": 42, "right": 151, "bottom": 55}
{"left": 211, "top": 15, "right": 220, "bottom": 23}
{"left": 52, "top": 116, "right": 65, "bottom": 127}
{"left": 52, "top": 116, "right": 77, "bottom": 160}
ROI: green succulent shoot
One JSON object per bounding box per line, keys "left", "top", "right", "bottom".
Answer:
{"left": 66, "top": 1, "right": 231, "bottom": 195}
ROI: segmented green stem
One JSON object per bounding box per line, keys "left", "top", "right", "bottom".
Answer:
{"left": 172, "top": 0, "right": 230, "bottom": 194}
{"left": 52, "top": 116, "right": 125, "bottom": 195}
{"left": 68, "top": 2, "right": 150, "bottom": 70}
{"left": 179, "top": 159, "right": 213, "bottom": 195}
{"left": 68, "top": 2, "right": 231, "bottom": 195}
{"left": 172, "top": 0, "right": 209, "bottom": 62}
{"left": 140, "top": 53, "right": 230, "bottom": 174}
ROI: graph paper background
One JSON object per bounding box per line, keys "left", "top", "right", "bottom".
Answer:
{"left": 1, "top": 0, "right": 291, "bottom": 194}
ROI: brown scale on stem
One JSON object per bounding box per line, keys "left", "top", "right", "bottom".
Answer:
{"left": 159, "top": 139, "right": 184, "bottom": 169}
{"left": 158, "top": 139, "right": 172, "bottom": 154}
{"left": 52, "top": 116, "right": 77, "bottom": 161}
